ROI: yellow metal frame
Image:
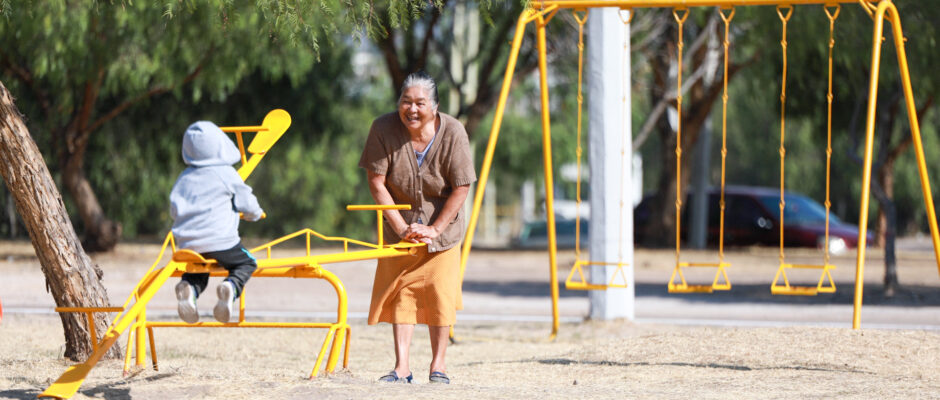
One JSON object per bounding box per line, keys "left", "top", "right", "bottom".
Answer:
{"left": 771, "top": 263, "right": 836, "bottom": 295}
{"left": 460, "top": 0, "right": 940, "bottom": 337}
{"left": 43, "top": 227, "right": 422, "bottom": 399}
{"left": 41, "top": 110, "right": 424, "bottom": 399}
{"left": 769, "top": 4, "right": 842, "bottom": 296}
{"left": 564, "top": 9, "right": 632, "bottom": 292}
{"left": 665, "top": 5, "right": 735, "bottom": 295}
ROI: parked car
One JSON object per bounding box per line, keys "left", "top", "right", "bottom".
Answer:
{"left": 512, "top": 218, "right": 589, "bottom": 249}
{"left": 634, "top": 185, "right": 872, "bottom": 252}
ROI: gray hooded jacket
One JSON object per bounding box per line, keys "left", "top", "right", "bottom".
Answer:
{"left": 170, "top": 121, "right": 264, "bottom": 253}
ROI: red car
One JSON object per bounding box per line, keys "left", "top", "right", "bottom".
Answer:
{"left": 634, "top": 186, "right": 872, "bottom": 251}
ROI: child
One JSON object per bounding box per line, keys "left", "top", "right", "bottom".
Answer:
{"left": 170, "top": 121, "right": 264, "bottom": 323}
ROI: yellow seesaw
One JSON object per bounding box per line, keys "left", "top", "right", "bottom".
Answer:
{"left": 40, "top": 110, "right": 425, "bottom": 399}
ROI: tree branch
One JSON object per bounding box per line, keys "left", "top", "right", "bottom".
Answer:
{"left": 884, "top": 95, "right": 935, "bottom": 165}
{"left": 86, "top": 63, "right": 203, "bottom": 134}
{"left": 0, "top": 54, "right": 52, "bottom": 116}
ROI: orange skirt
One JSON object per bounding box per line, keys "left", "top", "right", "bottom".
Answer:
{"left": 368, "top": 245, "right": 462, "bottom": 326}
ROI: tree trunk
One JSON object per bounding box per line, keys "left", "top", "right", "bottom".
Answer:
{"left": 62, "top": 153, "right": 122, "bottom": 252}
{"left": 871, "top": 95, "right": 932, "bottom": 297}
{"left": 5, "top": 187, "right": 16, "bottom": 238}
{"left": 872, "top": 169, "right": 898, "bottom": 297}
{"left": 0, "top": 81, "right": 118, "bottom": 361}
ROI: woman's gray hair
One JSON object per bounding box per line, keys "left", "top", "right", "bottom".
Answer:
{"left": 399, "top": 71, "right": 439, "bottom": 108}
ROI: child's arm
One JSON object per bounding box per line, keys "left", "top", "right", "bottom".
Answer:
{"left": 223, "top": 169, "right": 264, "bottom": 221}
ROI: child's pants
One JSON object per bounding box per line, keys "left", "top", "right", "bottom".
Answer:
{"left": 181, "top": 243, "right": 257, "bottom": 298}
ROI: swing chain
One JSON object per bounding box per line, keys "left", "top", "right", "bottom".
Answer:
{"left": 777, "top": 5, "right": 793, "bottom": 266}
{"left": 824, "top": 4, "right": 840, "bottom": 265}
{"left": 718, "top": 6, "right": 734, "bottom": 264}
{"left": 573, "top": 8, "right": 587, "bottom": 261}
{"left": 673, "top": 7, "right": 688, "bottom": 267}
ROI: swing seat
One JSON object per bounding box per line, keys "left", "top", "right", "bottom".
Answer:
{"left": 565, "top": 260, "right": 629, "bottom": 291}
{"left": 668, "top": 261, "right": 731, "bottom": 293}
{"left": 771, "top": 263, "right": 836, "bottom": 296}
{"left": 668, "top": 283, "right": 716, "bottom": 293}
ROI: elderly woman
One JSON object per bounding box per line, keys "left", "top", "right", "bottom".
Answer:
{"left": 358, "top": 71, "right": 476, "bottom": 384}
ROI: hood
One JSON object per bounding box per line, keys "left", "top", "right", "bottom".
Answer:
{"left": 181, "top": 121, "right": 242, "bottom": 167}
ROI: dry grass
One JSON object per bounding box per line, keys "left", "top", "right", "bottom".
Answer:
{"left": 1, "top": 314, "right": 938, "bottom": 399}
{"left": 2, "top": 239, "right": 940, "bottom": 399}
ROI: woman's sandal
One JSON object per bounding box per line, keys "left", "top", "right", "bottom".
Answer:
{"left": 429, "top": 371, "right": 450, "bottom": 384}
{"left": 378, "top": 370, "right": 413, "bottom": 383}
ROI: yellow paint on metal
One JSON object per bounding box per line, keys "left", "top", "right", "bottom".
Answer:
{"left": 460, "top": 0, "right": 908, "bottom": 338}
{"left": 563, "top": 8, "right": 633, "bottom": 292}
{"left": 535, "top": 0, "right": 865, "bottom": 7}
{"left": 771, "top": 263, "right": 836, "bottom": 295}
{"left": 53, "top": 307, "right": 124, "bottom": 350}
{"left": 459, "top": 10, "right": 531, "bottom": 286}
{"left": 770, "top": 4, "right": 842, "bottom": 297}
{"left": 662, "top": 7, "right": 732, "bottom": 294}
{"left": 777, "top": 3, "right": 793, "bottom": 274}
{"left": 718, "top": 6, "right": 734, "bottom": 267}
{"left": 41, "top": 110, "right": 422, "bottom": 398}
{"left": 535, "top": 10, "right": 561, "bottom": 340}
{"left": 854, "top": 0, "right": 940, "bottom": 329}
{"left": 228, "top": 109, "right": 291, "bottom": 181}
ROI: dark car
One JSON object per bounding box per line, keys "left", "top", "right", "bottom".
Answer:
{"left": 512, "top": 218, "right": 589, "bottom": 249}
{"left": 634, "top": 186, "right": 871, "bottom": 251}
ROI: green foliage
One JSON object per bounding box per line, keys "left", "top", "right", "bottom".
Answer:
{"left": 702, "top": 3, "right": 940, "bottom": 231}
{"left": 0, "top": 1, "right": 395, "bottom": 242}
{"left": 78, "top": 37, "right": 386, "bottom": 241}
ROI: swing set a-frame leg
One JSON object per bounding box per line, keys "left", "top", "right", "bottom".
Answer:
{"left": 39, "top": 263, "right": 179, "bottom": 399}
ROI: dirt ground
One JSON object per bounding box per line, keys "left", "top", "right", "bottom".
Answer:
{"left": 1, "top": 239, "right": 939, "bottom": 398}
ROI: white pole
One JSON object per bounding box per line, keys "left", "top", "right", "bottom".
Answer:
{"left": 588, "top": 7, "right": 634, "bottom": 320}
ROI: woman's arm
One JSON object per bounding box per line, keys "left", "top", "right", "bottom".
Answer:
{"left": 407, "top": 184, "right": 470, "bottom": 241}
{"left": 366, "top": 170, "right": 416, "bottom": 242}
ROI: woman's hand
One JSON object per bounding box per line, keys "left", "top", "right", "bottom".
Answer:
{"left": 401, "top": 223, "right": 439, "bottom": 244}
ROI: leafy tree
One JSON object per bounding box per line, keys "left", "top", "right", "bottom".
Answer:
{"left": 733, "top": 3, "right": 940, "bottom": 295}
{"left": 632, "top": 7, "right": 757, "bottom": 247}
{"left": 0, "top": 1, "right": 333, "bottom": 251}
{"left": 0, "top": 0, "right": 341, "bottom": 360}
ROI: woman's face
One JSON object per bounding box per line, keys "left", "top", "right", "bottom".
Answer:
{"left": 398, "top": 86, "right": 437, "bottom": 134}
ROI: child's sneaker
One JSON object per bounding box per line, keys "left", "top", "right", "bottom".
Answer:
{"left": 214, "top": 280, "right": 236, "bottom": 323}
{"left": 175, "top": 281, "right": 198, "bottom": 324}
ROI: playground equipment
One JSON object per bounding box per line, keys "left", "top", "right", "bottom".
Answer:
{"left": 564, "top": 9, "right": 631, "bottom": 291}
{"left": 40, "top": 110, "right": 424, "bottom": 399}
{"left": 769, "top": 5, "right": 840, "bottom": 295}
{"left": 666, "top": 6, "right": 734, "bottom": 294}
{"left": 459, "top": 0, "right": 940, "bottom": 337}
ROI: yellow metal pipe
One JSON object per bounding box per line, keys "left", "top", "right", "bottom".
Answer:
{"left": 148, "top": 321, "right": 339, "bottom": 328}
{"left": 534, "top": 0, "right": 867, "bottom": 8}
{"left": 41, "top": 264, "right": 178, "bottom": 399}
{"left": 319, "top": 267, "right": 349, "bottom": 373}
{"left": 343, "top": 326, "right": 352, "bottom": 369}
{"left": 86, "top": 312, "right": 98, "bottom": 348}
{"left": 221, "top": 126, "right": 268, "bottom": 132}
{"left": 136, "top": 310, "right": 146, "bottom": 367}
{"left": 235, "top": 132, "right": 248, "bottom": 165}
{"left": 147, "top": 326, "right": 158, "bottom": 371}
{"left": 855, "top": 0, "right": 889, "bottom": 330}
{"left": 459, "top": 11, "right": 532, "bottom": 280}
{"left": 884, "top": 4, "right": 940, "bottom": 278}
{"left": 346, "top": 204, "right": 412, "bottom": 211}
{"left": 311, "top": 327, "right": 336, "bottom": 378}
{"left": 122, "top": 326, "right": 134, "bottom": 375}
{"left": 535, "top": 14, "right": 561, "bottom": 340}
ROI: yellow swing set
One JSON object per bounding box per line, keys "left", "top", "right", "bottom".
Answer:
{"left": 770, "top": 4, "right": 841, "bottom": 295}
{"left": 564, "top": 8, "right": 632, "bottom": 291}
{"left": 667, "top": 6, "right": 735, "bottom": 293}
